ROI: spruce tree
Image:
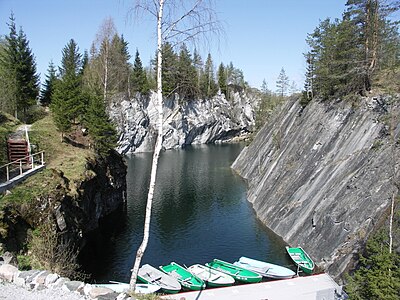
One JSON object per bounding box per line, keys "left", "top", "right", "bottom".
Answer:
{"left": 217, "top": 63, "right": 227, "bottom": 96}
{"left": 51, "top": 39, "right": 83, "bottom": 135}
{"left": 200, "top": 53, "right": 217, "bottom": 98}
{"left": 131, "top": 49, "right": 149, "bottom": 95}
{"left": 85, "top": 91, "right": 117, "bottom": 157}
{"left": 40, "top": 61, "right": 57, "bottom": 106}
{"left": 0, "top": 14, "right": 39, "bottom": 120}
{"left": 161, "top": 42, "right": 178, "bottom": 96}
{"left": 276, "top": 67, "right": 289, "bottom": 97}
{"left": 177, "top": 43, "right": 197, "bottom": 101}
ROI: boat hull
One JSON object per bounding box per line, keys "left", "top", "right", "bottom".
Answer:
{"left": 160, "top": 262, "right": 205, "bottom": 291}
{"left": 234, "top": 257, "right": 296, "bottom": 279}
{"left": 206, "top": 259, "right": 262, "bottom": 283}
{"left": 187, "top": 264, "right": 235, "bottom": 287}
{"left": 286, "top": 246, "right": 314, "bottom": 274}
{"left": 138, "top": 264, "right": 181, "bottom": 294}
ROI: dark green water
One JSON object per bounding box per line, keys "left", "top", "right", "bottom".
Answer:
{"left": 83, "top": 144, "right": 291, "bottom": 282}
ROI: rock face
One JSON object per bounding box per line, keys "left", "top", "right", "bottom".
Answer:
{"left": 109, "top": 91, "right": 257, "bottom": 154}
{"left": 232, "top": 95, "right": 399, "bottom": 279}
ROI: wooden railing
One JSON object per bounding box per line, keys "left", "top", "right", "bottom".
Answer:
{"left": 0, "top": 151, "right": 45, "bottom": 183}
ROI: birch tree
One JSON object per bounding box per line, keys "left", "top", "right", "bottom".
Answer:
{"left": 129, "top": 0, "right": 221, "bottom": 290}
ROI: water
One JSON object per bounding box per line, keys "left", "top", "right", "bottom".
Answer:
{"left": 82, "top": 144, "right": 291, "bottom": 282}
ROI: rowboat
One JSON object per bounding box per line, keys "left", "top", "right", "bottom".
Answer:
{"left": 286, "top": 246, "right": 314, "bottom": 274}
{"left": 138, "top": 264, "right": 181, "bottom": 294}
{"left": 160, "top": 262, "right": 206, "bottom": 291}
{"left": 95, "top": 281, "right": 160, "bottom": 294}
{"left": 187, "top": 264, "right": 235, "bottom": 287}
{"left": 233, "top": 256, "right": 296, "bottom": 279}
{"left": 206, "top": 259, "right": 262, "bottom": 283}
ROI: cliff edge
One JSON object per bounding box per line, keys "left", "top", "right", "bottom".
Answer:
{"left": 232, "top": 95, "right": 399, "bottom": 279}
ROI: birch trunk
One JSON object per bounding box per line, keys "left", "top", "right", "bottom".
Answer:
{"left": 129, "top": 0, "right": 165, "bottom": 290}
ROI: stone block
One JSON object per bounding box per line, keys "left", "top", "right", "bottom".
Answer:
{"left": 62, "top": 280, "right": 85, "bottom": 293}
{"left": 88, "top": 286, "right": 114, "bottom": 299}
{"left": 0, "top": 264, "right": 18, "bottom": 282}
{"left": 45, "top": 273, "right": 59, "bottom": 286}
{"left": 51, "top": 277, "right": 70, "bottom": 289}
{"left": 34, "top": 270, "right": 50, "bottom": 285}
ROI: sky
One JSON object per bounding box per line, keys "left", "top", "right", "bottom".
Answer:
{"left": 0, "top": 0, "right": 347, "bottom": 91}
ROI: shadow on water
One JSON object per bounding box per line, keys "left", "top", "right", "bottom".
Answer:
{"left": 80, "top": 144, "right": 292, "bottom": 283}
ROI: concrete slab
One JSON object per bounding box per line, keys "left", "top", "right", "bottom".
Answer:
{"left": 161, "top": 273, "right": 347, "bottom": 300}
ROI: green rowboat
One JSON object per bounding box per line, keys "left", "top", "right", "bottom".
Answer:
{"left": 206, "top": 259, "right": 262, "bottom": 283}
{"left": 160, "top": 262, "right": 205, "bottom": 291}
{"left": 286, "top": 246, "right": 314, "bottom": 274}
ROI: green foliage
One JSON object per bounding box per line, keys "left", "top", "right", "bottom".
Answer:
{"left": 161, "top": 42, "right": 178, "bottom": 96}
{"left": 346, "top": 228, "right": 400, "bottom": 299}
{"left": 200, "top": 53, "right": 218, "bottom": 99}
{"left": 304, "top": 1, "right": 400, "bottom": 100}
{"left": 51, "top": 39, "right": 85, "bottom": 136}
{"left": 40, "top": 61, "right": 57, "bottom": 106}
{"left": 276, "top": 68, "right": 289, "bottom": 97}
{"left": 177, "top": 43, "right": 197, "bottom": 101}
{"left": 0, "top": 13, "right": 39, "bottom": 121}
{"left": 17, "top": 254, "right": 32, "bottom": 270}
{"left": 84, "top": 92, "right": 117, "bottom": 157}
{"left": 131, "top": 49, "right": 149, "bottom": 95}
{"left": 254, "top": 90, "right": 285, "bottom": 132}
{"left": 0, "top": 111, "right": 20, "bottom": 165}
{"left": 218, "top": 62, "right": 227, "bottom": 96}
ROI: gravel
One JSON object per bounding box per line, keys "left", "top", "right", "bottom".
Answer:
{"left": 0, "top": 282, "right": 85, "bottom": 300}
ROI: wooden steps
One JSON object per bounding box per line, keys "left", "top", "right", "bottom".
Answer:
{"left": 7, "top": 139, "right": 29, "bottom": 164}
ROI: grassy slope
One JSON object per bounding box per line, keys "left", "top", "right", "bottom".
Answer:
{"left": 0, "top": 112, "right": 94, "bottom": 204}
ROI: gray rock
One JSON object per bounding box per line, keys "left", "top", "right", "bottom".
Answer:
{"left": 45, "top": 273, "right": 60, "bottom": 286}
{"left": 0, "top": 252, "right": 18, "bottom": 266}
{"left": 34, "top": 270, "right": 50, "bottom": 285}
{"left": 13, "top": 270, "right": 40, "bottom": 288}
{"left": 51, "top": 277, "right": 70, "bottom": 289}
{"left": 0, "top": 264, "right": 18, "bottom": 282}
{"left": 62, "top": 280, "right": 85, "bottom": 293}
{"left": 232, "top": 94, "right": 400, "bottom": 279}
{"left": 88, "top": 286, "right": 115, "bottom": 299}
{"left": 110, "top": 91, "right": 257, "bottom": 154}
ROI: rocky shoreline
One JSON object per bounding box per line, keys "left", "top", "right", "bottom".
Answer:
{"left": 0, "top": 262, "right": 132, "bottom": 300}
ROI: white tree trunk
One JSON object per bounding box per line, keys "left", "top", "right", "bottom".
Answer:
{"left": 129, "top": 0, "right": 165, "bottom": 290}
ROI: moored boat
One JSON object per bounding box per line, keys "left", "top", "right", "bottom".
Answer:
{"left": 138, "top": 264, "right": 181, "bottom": 294}
{"left": 206, "top": 259, "right": 262, "bottom": 283}
{"left": 234, "top": 256, "right": 296, "bottom": 279}
{"left": 160, "top": 262, "right": 206, "bottom": 291}
{"left": 286, "top": 246, "right": 314, "bottom": 274}
{"left": 187, "top": 264, "right": 235, "bottom": 287}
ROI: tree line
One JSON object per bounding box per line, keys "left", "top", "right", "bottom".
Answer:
{"left": 302, "top": 0, "right": 400, "bottom": 105}
{"left": 0, "top": 15, "right": 249, "bottom": 157}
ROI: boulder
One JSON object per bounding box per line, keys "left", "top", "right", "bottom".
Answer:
{"left": 88, "top": 286, "right": 115, "bottom": 299}
{"left": 0, "top": 264, "right": 18, "bottom": 282}
{"left": 0, "top": 251, "right": 18, "bottom": 266}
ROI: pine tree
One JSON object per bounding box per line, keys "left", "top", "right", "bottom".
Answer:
{"left": 0, "top": 14, "right": 39, "bottom": 120}
{"left": 40, "top": 61, "right": 57, "bottom": 106}
{"left": 217, "top": 63, "right": 227, "bottom": 96}
{"left": 276, "top": 67, "right": 289, "bottom": 97}
{"left": 131, "top": 49, "right": 149, "bottom": 95}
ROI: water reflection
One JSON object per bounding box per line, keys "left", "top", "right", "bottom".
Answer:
{"left": 82, "top": 144, "right": 291, "bottom": 282}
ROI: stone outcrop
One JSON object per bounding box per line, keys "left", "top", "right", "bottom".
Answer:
{"left": 232, "top": 95, "right": 399, "bottom": 279}
{"left": 0, "top": 150, "right": 127, "bottom": 256}
{"left": 109, "top": 91, "right": 257, "bottom": 154}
